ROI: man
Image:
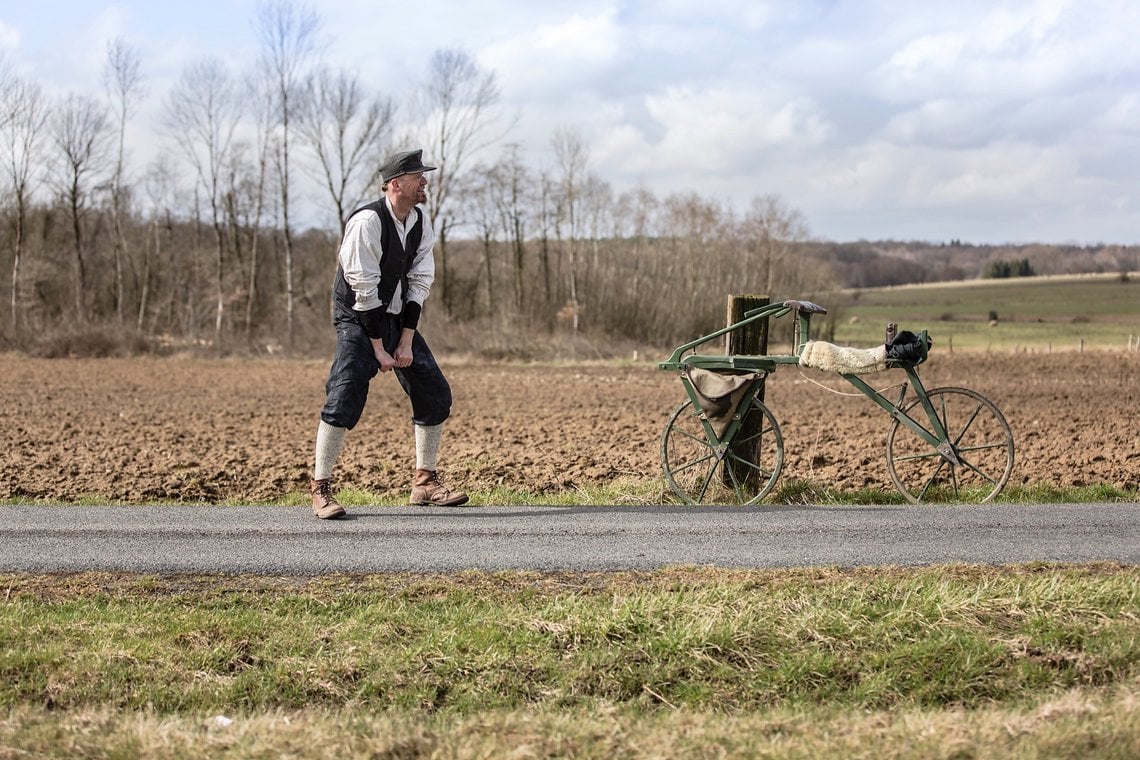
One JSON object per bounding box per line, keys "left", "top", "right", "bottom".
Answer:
{"left": 310, "top": 149, "right": 468, "bottom": 519}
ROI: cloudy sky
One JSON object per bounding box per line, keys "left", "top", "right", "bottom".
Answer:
{"left": 3, "top": 0, "right": 1139, "bottom": 244}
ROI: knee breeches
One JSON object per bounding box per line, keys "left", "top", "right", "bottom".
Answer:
{"left": 319, "top": 316, "right": 452, "bottom": 430}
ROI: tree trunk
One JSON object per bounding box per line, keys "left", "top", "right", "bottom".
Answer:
{"left": 9, "top": 198, "right": 27, "bottom": 329}
{"left": 70, "top": 192, "right": 86, "bottom": 321}
{"left": 512, "top": 215, "right": 525, "bottom": 312}
{"left": 281, "top": 135, "right": 295, "bottom": 348}
{"left": 214, "top": 221, "right": 226, "bottom": 340}
{"left": 437, "top": 220, "right": 451, "bottom": 316}
{"left": 137, "top": 217, "right": 155, "bottom": 332}
{"left": 481, "top": 233, "right": 494, "bottom": 317}
{"left": 246, "top": 229, "right": 261, "bottom": 335}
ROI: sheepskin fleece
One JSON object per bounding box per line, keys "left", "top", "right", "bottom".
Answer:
{"left": 799, "top": 340, "right": 888, "bottom": 374}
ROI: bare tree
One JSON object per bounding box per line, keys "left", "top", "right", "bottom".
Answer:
{"left": 581, "top": 174, "right": 612, "bottom": 273}
{"left": 49, "top": 94, "right": 112, "bottom": 321}
{"left": 413, "top": 48, "right": 503, "bottom": 315}
{"left": 255, "top": 0, "right": 321, "bottom": 348}
{"left": 103, "top": 38, "right": 144, "bottom": 324}
{"left": 465, "top": 165, "right": 499, "bottom": 317}
{"left": 535, "top": 169, "right": 557, "bottom": 315}
{"left": 660, "top": 191, "right": 732, "bottom": 336}
{"left": 458, "top": 143, "right": 534, "bottom": 320}
{"left": 493, "top": 143, "right": 531, "bottom": 313}
{"left": 296, "top": 66, "right": 393, "bottom": 234}
{"left": 161, "top": 58, "right": 243, "bottom": 339}
{"left": 579, "top": 173, "right": 613, "bottom": 317}
{"left": 2, "top": 75, "right": 49, "bottom": 329}
{"left": 139, "top": 155, "right": 180, "bottom": 333}
{"left": 609, "top": 185, "right": 659, "bottom": 326}
{"left": 229, "top": 70, "right": 278, "bottom": 336}
{"left": 0, "top": 59, "right": 14, "bottom": 131}
{"left": 551, "top": 127, "right": 588, "bottom": 333}
{"left": 742, "top": 194, "right": 810, "bottom": 294}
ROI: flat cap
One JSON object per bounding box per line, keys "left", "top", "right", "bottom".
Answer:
{"left": 379, "top": 149, "right": 437, "bottom": 183}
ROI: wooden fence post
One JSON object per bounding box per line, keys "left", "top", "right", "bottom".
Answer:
{"left": 724, "top": 294, "right": 769, "bottom": 489}
{"left": 725, "top": 295, "right": 770, "bottom": 364}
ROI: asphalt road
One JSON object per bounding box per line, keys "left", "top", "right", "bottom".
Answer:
{"left": 2, "top": 502, "right": 1137, "bottom": 573}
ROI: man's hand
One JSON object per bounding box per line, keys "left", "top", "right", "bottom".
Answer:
{"left": 372, "top": 339, "right": 397, "bottom": 372}
{"left": 393, "top": 328, "right": 415, "bottom": 368}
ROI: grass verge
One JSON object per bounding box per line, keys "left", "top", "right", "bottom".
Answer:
{"left": 7, "top": 479, "right": 1134, "bottom": 508}
{"left": 2, "top": 565, "right": 1138, "bottom": 757}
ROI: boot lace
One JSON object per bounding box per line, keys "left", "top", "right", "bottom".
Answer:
{"left": 315, "top": 480, "right": 335, "bottom": 503}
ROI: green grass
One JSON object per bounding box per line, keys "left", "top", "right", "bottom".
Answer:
{"left": 5, "top": 479, "right": 1137, "bottom": 508}
{"left": 830, "top": 273, "right": 1140, "bottom": 350}
{"left": 287, "top": 480, "right": 1126, "bottom": 507}
{"left": 1, "top": 566, "right": 1137, "bottom": 757}
{"left": 6, "top": 566, "right": 1135, "bottom": 713}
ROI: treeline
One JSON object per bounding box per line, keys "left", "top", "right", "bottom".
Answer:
{"left": 804, "top": 239, "right": 1138, "bottom": 289}
{"left": 983, "top": 258, "right": 1034, "bottom": 279}
{"left": 4, "top": 172, "right": 1137, "bottom": 357}
{"left": 0, "top": 188, "right": 837, "bottom": 355}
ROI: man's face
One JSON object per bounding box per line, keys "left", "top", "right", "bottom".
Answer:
{"left": 393, "top": 172, "right": 428, "bottom": 204}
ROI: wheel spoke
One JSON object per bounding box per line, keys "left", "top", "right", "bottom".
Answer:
{"left": 663, "top": 398, "right": 783, "bottom": 505}
{"left": 724, "top": 451, "right": 768, "bottom": 477}
{"left": 955, "top": 454, "right": 1000, "bottom": 485}
{"left": 671, "top": 450, "right": 717, "bottom": 476}
{"left": 951, "top": 403, "right": 985, "bottom": 447}
{"left": 723, "top": 457, "right": 747, "bottom": 502}
{"left": 891, "top": 449, "right": 943, "bottom": 464}
{"left": 674, "top": 426, "right": 711, "bottom": 447}
{"left": 696, "top": 455, "right": 720, "bottom": 501}
{"left": 887, "top": 387, "right": 1014, "bottom": 504}
{"left": 916, "top": 457, "right": 948, "bottom": 500}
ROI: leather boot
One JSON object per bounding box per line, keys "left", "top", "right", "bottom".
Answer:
{"left": 410, "top": 469, "right": 469, "bottom": 506}
{"left": 311, "top": 478, "right": 346, "bottom": 519}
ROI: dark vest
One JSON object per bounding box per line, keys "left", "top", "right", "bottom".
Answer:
{"left": 332, "top": 200, "right": 424, "bottom": 319}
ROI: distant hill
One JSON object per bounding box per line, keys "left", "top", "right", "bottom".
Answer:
{"left": 802, "top": 240, "right": 1140, "bottom": 289}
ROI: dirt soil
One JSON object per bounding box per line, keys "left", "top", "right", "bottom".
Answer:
{"left": 1, "top": 351, "right": 1137, "bottom": 502}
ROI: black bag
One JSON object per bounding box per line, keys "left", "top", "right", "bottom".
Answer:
{"left": 885, "top": 330, "right": 931, "bottom": 365}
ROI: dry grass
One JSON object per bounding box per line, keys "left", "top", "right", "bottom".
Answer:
{"left": 2, "top": 687, "right": 1137, "bottom": 759}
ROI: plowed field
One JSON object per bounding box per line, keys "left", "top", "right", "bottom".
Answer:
{"left": 1, "top": 352, "right": 1137, "bottom": 502}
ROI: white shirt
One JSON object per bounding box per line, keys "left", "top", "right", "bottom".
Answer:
{"left": 338, "top": 198, "right": 436, "bottom": 314}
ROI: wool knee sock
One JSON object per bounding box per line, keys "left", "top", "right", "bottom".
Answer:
{"left": 415, "top": 423, "right": 443, "bottom": 471}
{"left": 313, "top": 421, "right": 347, "bottom": 481}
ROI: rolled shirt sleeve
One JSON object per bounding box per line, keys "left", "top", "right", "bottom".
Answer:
{"left": 338, "top": 211, "right": 385, "bottom": 312}
{"left": 403, "top": 208, "right": 435, "bottom": 309}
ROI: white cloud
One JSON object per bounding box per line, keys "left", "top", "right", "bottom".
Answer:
{"left": 1100, "top": 93, "right": 1140, "bottom": 133}
{"left": 872, "top": 0, "right": 1140, "bottom": 102}
{"left": 73, "top": 6, "right": 131, "bottom": 77}
{"left": 0, "top": 21, "right": 19, "bottom": 52}
{"left": 631, "top": 0, "right": 775, "bottom": 31}
{"left": 881, "top": 99, "right": 1004, "bottom": 148}
{"left": 815, "top": 140, "right": 1084, "bottom": 209}
{"left": 924, "top": 143, "right": 1083, "bottom": 205}
{"left": 778, "top": 134, "right": 1136, "bottom": 242}
{"left": 594, "top": 85, "right": 832, "bottom": 177}
{"left": 481, "top": 9, "right": 620, "bottom": 97}
{"left": 532, "top": 10, "right": 620, "bottom": 60}
{"left": 3, "top": 0, "right": 1139, "bottom": 243}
